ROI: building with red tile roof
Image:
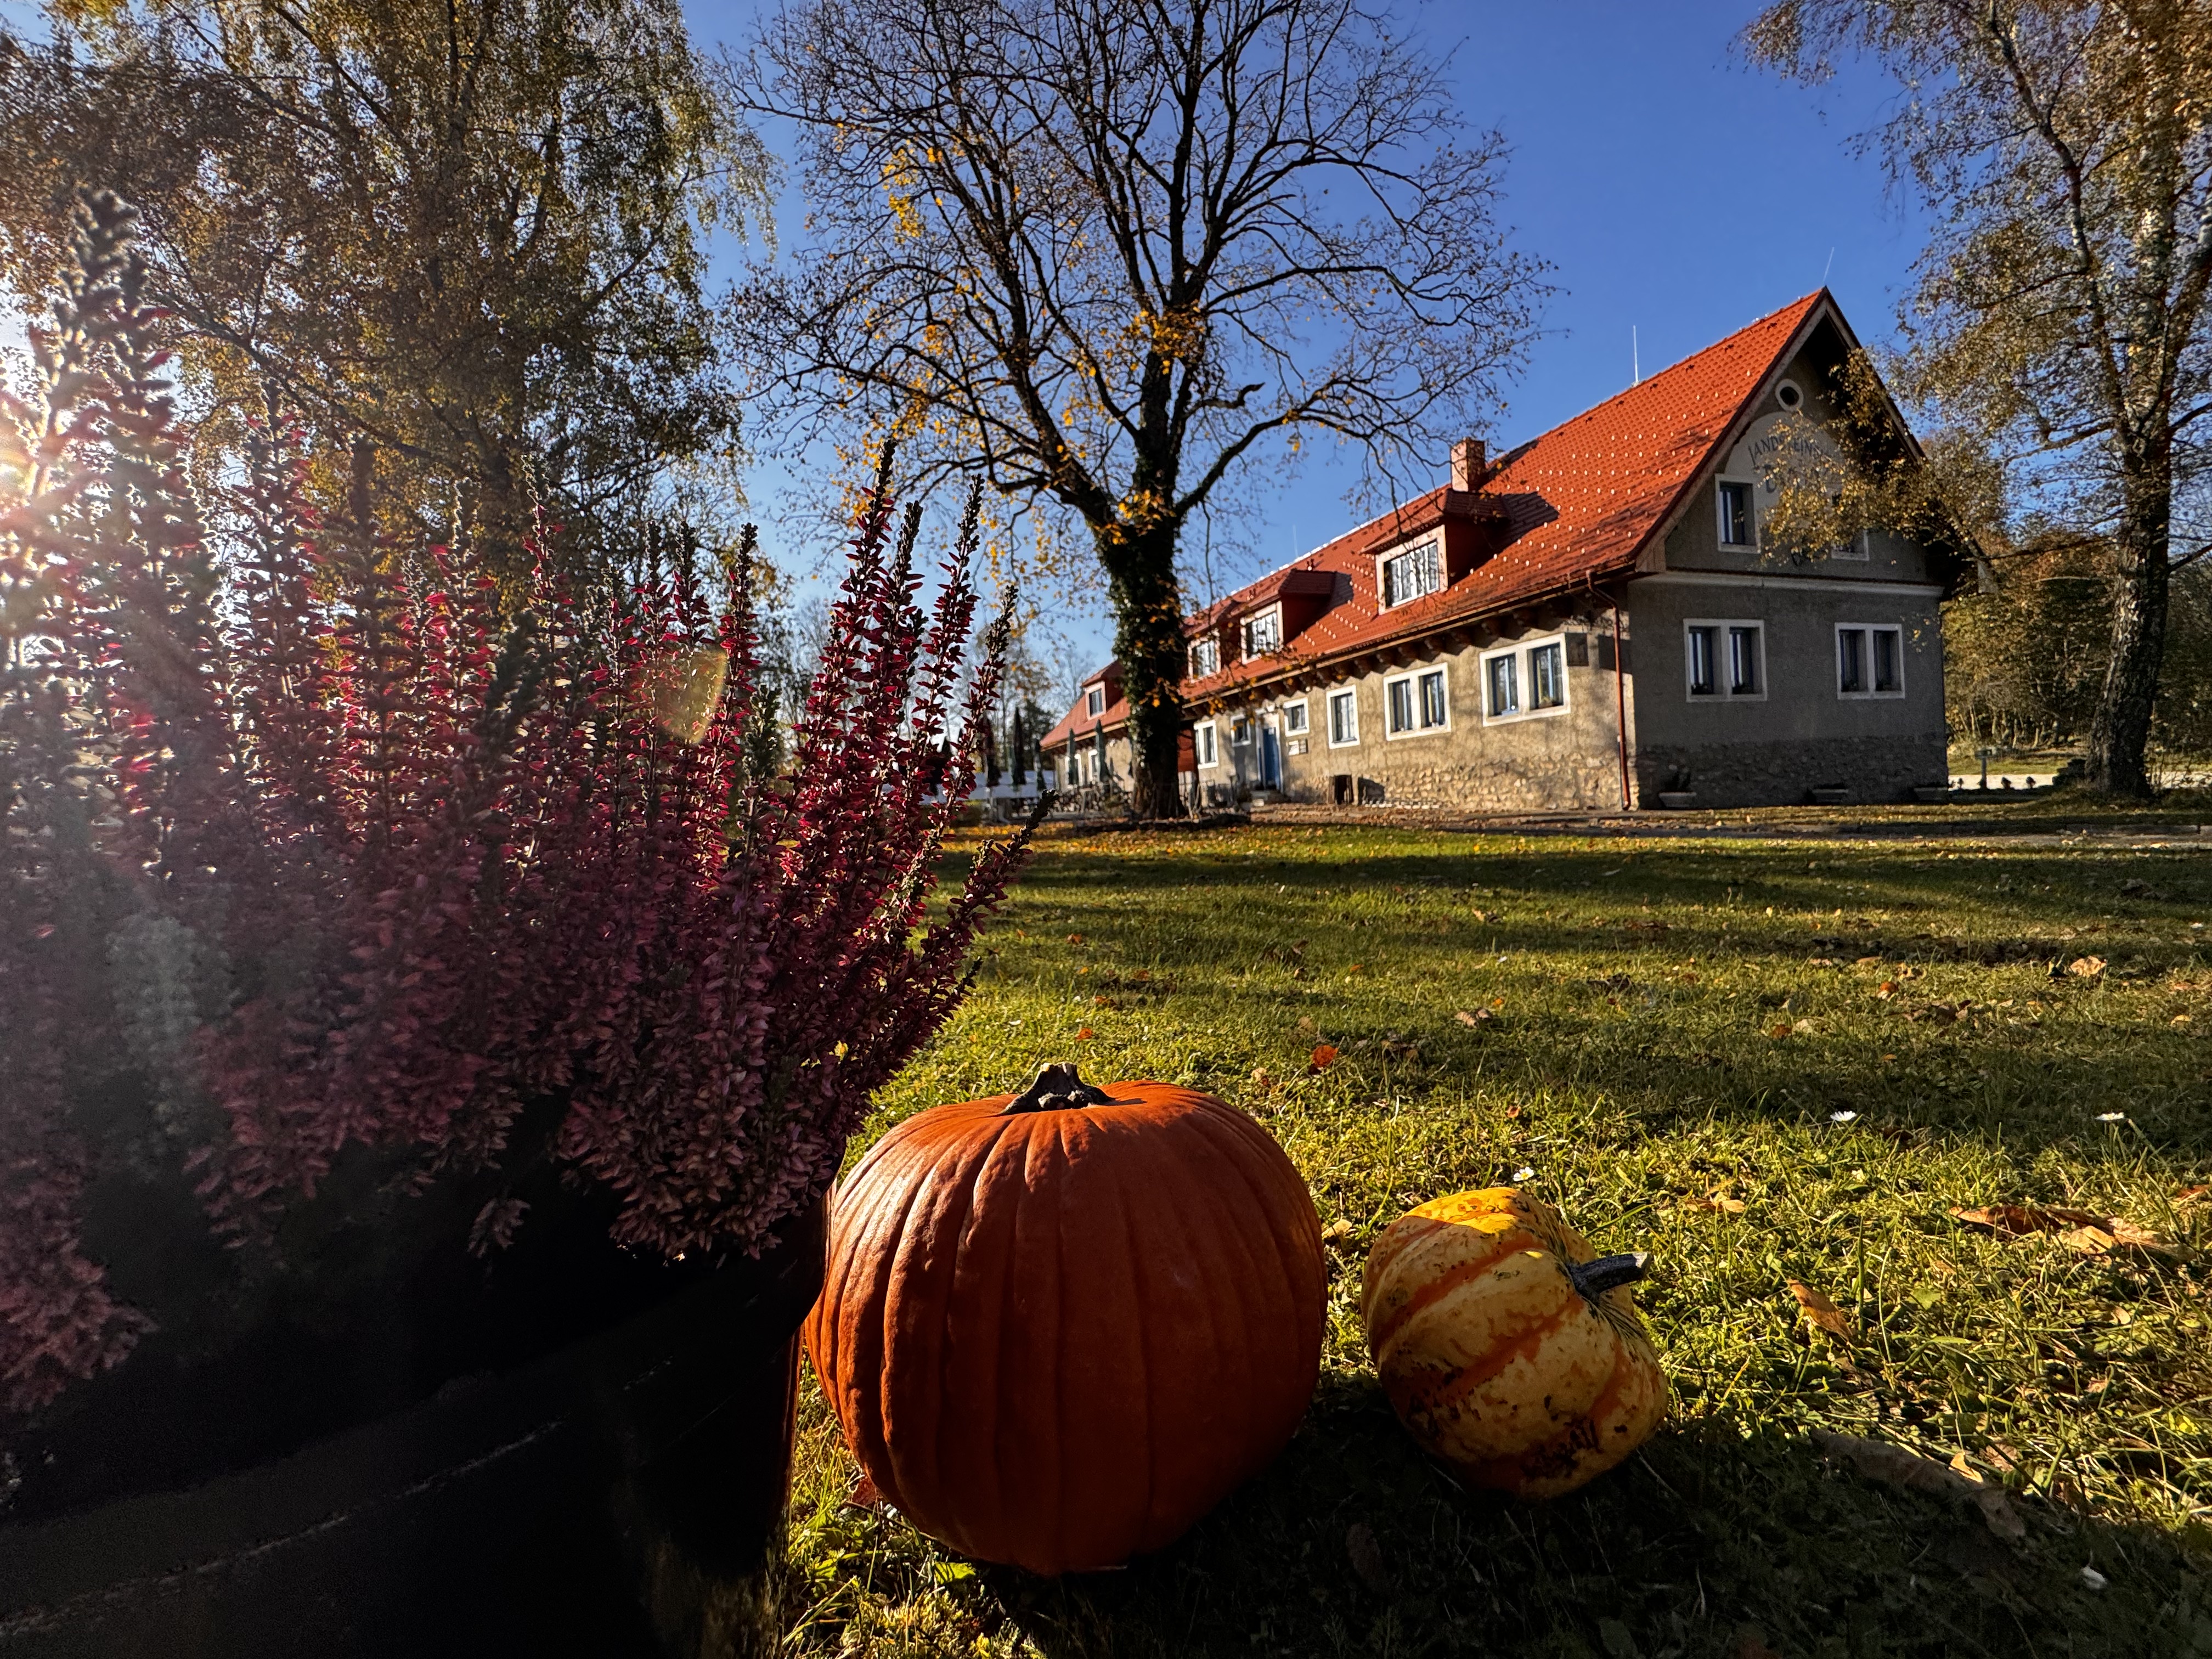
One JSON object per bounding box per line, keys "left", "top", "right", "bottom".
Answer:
{"left": 1043, "top": 291, "right": 1966, "bottom": 811}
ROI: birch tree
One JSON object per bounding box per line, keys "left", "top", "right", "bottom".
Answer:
{"left": 1749, "top": 0, "right": 2212, "bottom": 795}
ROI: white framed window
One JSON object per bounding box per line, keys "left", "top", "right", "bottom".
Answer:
{"left": 1836, "top": 623, "right": 1905, "bottom": 698}
{"left": 1188, "top": 636, "right": 1219, "bottom": 678}
{"left": 1486, "top": 650, "right": 1518, "bottom": 717}
{"left": 1384, "top": 664, "right": 1450, "bottom": 737}
{"left": 1231, "top": 714, "right": 1252, "bottom": 746}
{"left": 1717, "top": 479, "right": 1754, "bottom": 548}
{"left": 1327, "top": 687, "right": 1359, "bottom": 747}
{"left": 1529, "top": 641, "right": 1565, "bottom": 709}
{"left": 1481, "top": 634, "right": 1571, "bottom": 724}
{"left": 1194, "top": 720, "right": 1218, "bottom": 768}
{"left": 1684, "top": 619, "right": 1765, "bottom": 701}
{"left": 1281, "top": 698, "right": 1310, "bottom": 736}
{"left": 1378, "top": 538, "right": 1442, "bottom": 609}
{"left": 1085, "top": 685, "right": 1105, "bottom": 717}
{"left": 1240, "top": 605, "right": 1282, "bottom": 659}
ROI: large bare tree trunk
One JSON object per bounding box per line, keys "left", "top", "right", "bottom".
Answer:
{"left": 1097, "top": 522, "right": 1186, "bottom": 820}
{"left": 2086, "top": 450, "right": 2173, "bottom": 797}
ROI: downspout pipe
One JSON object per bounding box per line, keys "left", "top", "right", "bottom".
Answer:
{"left": 1611, "top": 588, "right": 1631, "bottom": 810}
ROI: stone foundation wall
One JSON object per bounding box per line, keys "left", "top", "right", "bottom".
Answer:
{"left": 1633, "top": 733, "right": 1947, "bottom": 808}
{"left": 1275, "top": 750, "right": 1622, "bottom": 814}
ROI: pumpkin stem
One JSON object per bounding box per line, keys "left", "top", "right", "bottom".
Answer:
{"left": 1000, "top": 1063, "right": 1127, "bottom": 1114}
{"left": 1567, "top": 1252, "right": 1653, "bottom": 1300}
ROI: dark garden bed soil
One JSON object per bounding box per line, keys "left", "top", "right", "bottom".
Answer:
{"left": 0, "top": 1167, "right": 826, "bottom": 1659}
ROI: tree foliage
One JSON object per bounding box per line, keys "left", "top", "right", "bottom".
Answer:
{"left": 737, "top": 0, "right": 1544, "bottom": 816}
{"left": 1747, "top": 0, "right": 2212, "bottom": 795}
{"left": 0, "top": 0, "right": 766, "bottom": 564}
{"left": 1946, "top": 539, "right": 2212, "bottom": 757}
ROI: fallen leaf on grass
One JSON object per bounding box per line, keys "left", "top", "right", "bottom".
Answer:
{"left": 1809, "top": 1429, "right": 2027, "bottom": 1541}
{"left": 1320, "top": 1218, "right": 1355, "bottom": 1248}
{"left": 1767, "top": 1022, "right": 1793, "bottom": 1039}
{"left": 1248, "top": 1066, "right": 1277, "bottom": 1091}
{"left": 1788, "top": 1280, "right": 1853, "bottom": 1341}
{"left": 1455, "top": 1007, "right": 1498, "bottom": 1028}
{"left": 1075, "top": 1026, "right": 1094, "bottom": 1040}
{"left": 2177, "top": 1184, "right": 2210, "bottom": 1205}
{"left": 1953, "top": 1203, "right": 2173, "bottom": 1252}
{"left": 1065, "top": 933, "right": 1085, "bottom": 944}
{"left": 2058, "top": 1220, "right": 2171, "bottom": 1256}
{"left": 1685, "top": 1190, "right": 1747, "bottom": 1215}
{"left": 1345, "top": 1521, "right": 1391, "bottom": 1594}
{"left": 1308, "top": 1043, "right": 1339, "bottom": 1071}
{"left": 2066, "top": 956, "right": 2107, "bottom": 978}
{"left": 1953, "top": 1203, "right": 2102, "bottom": 1237}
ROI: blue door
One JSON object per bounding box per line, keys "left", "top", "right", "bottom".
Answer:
{"left": 1260, "top": 724, "right": 1283, "bottom": 789}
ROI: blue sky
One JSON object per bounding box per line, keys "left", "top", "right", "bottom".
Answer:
{"left": 688, "top": 0, "right": 1931, "bottom": 673}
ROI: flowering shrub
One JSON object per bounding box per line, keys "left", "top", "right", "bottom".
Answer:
{"left": 0, "top": 194, "right": 1035, "bottom": 1417}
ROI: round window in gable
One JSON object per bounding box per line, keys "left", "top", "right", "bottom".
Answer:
{"left": 1775, "top": 380, "right": 1804, "bottom": 410}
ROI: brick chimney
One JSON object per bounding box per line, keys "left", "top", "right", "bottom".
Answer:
{"left": 1451, "top": 437, "right": 1487, "bottom": 491}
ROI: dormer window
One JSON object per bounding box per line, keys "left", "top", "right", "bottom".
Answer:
{"left": 1240, "top": 605, "right": 1282, "bottom": 659}
{"left": 1380, "top": 538, "right": 1441, "bottom": 608}
{"left": 1188, "top": 636, "right": 1220, "bottom": 678}
{"left": 1085, "top": 685, "right": 1105, "bottom": 717}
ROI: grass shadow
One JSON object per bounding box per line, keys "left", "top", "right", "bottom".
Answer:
{"left": 978, "top": 1373, "right": 2207, "bottom": 1658}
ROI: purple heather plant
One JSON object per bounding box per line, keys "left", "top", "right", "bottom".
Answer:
{"left": 0, "top": 193, "right": 1037, "bottom": 1418}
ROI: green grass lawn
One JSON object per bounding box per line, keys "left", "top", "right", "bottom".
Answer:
{"left": 776, "top": 820, "right": 2212, "bottom": 1658}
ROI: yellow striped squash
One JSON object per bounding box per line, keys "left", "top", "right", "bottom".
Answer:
{"left": 1360, "top": 1188, "right": 1666, "bottom": 1498}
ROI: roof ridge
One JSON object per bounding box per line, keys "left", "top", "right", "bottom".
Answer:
{"left": 1497, "top": 290, "right": 1826, "bottom": 454}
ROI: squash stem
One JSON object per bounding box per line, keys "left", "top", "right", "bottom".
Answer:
{"left": 999, "top": 1063, "right": 1125, "bottom": 1114}
{"left": 1567, "top": 1251, "right": 1654, "bottom": 1300}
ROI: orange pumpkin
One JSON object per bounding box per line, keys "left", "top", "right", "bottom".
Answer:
{"left": 805, "top": 1065, "right": 1325, "bottom": 1575}
{"left": 1360, "top": 1188, "right": 1665, "bottom": 1498}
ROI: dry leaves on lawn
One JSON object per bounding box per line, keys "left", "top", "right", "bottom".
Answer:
{"left": 2067, "top": 955, "right": 2107, "bottom": 978}
{"left": 1308, "top": 1043, "right": 1339, "bottom": 1072}
{"left": 1455, "top": 1007, "right": 1498, "bottom": 1028}
{"left": 1320, "top": 1218, "right": 1356, "bottom": 1249}
{"left": 1788, "top": 1280, "right": 1853, "bottom": 1341}
{"left": 1345, "top": 1521, "right": 1391, "bottom": 1595}
{"left": 1685, "top": 1189, "right": 1748, "bottom": 1215}
{"left": 1952, "top": 1204, "right": 2175, "bottom": 1256}
{"left": 1809, "top": 1429, "right": 2027, "bottom": 1542}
